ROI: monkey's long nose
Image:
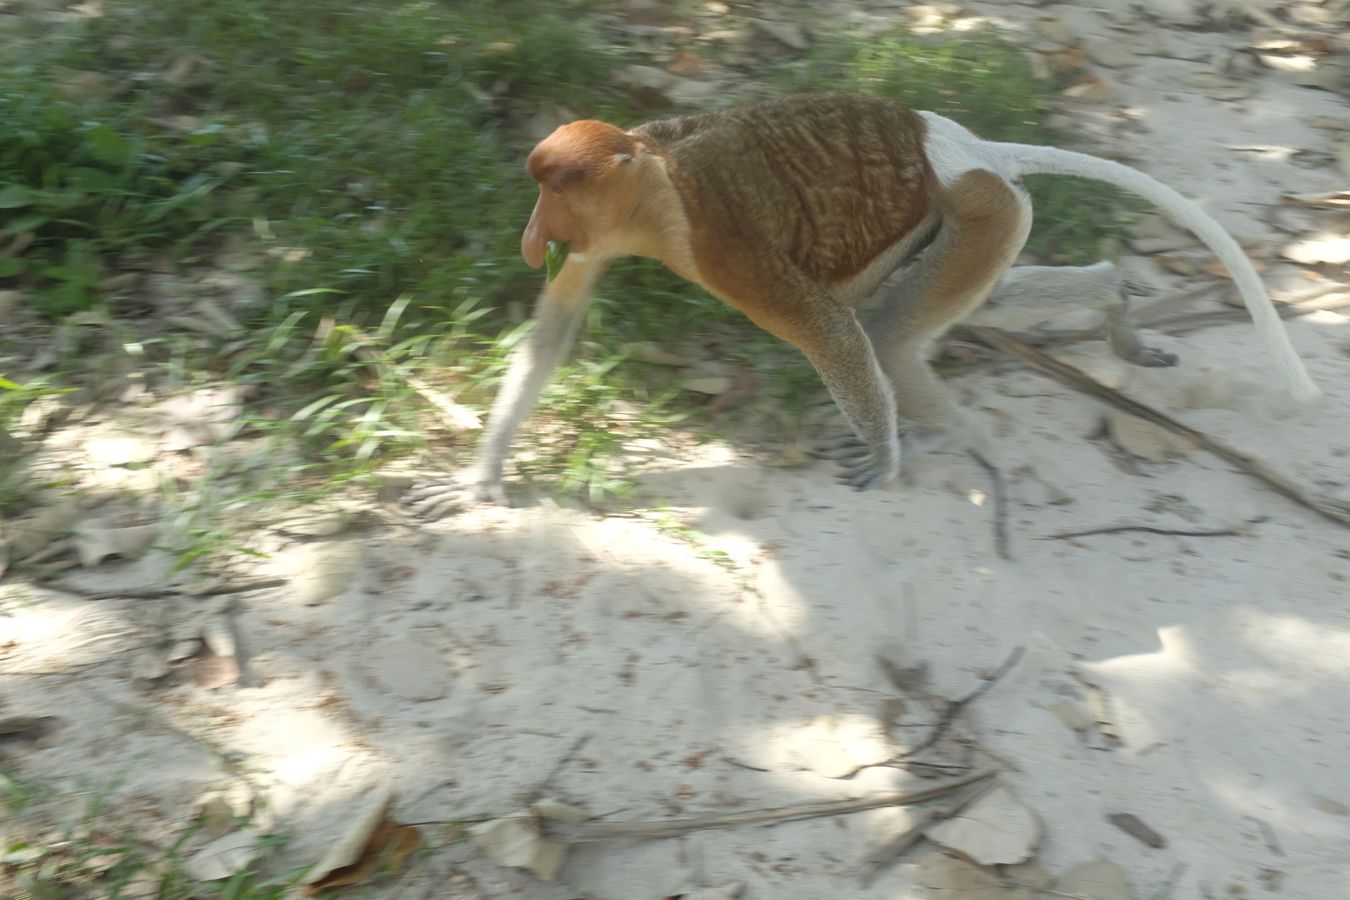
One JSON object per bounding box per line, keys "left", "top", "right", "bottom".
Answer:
{"left": 521, "top": 225, "right": 547, "bottom": 269}
{"left": 521, "top": 198, "right": 547, "bottom": 269}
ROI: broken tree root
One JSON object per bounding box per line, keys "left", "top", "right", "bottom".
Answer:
{"left": 962, "top": 326, "right": 1350, "bottom": 529}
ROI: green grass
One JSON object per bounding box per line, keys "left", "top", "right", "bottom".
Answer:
{"left": 0, "top": 3, "right": 1138, "bottom": 530}
{"left": 2, "top": 769, "right": 302, "bottom": 898}
{"left": 0, "top": 5, "right": 1145, "bottom": 887}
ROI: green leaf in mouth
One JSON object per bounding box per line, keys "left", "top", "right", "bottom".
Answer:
{"left": 545, "top": 240, "right": 570, "bottom": 282}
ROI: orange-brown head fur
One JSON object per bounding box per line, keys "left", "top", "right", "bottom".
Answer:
{"left": 521, "top": 120, "right": 641, "bottom": 269}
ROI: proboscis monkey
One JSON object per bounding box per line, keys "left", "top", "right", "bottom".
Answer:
{"left": 406, "top": 93, "right": 1318, "bottom": 517}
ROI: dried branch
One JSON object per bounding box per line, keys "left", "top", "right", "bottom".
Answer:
{"left": 527, "top": 734, "right": 592, "bottom": 805}
{"left": 546, "top": 769, "right": 997, "bottom": 844}
{"left": 41, "top": 577, "right": 287, "bottom": 601}
{"left": 1044, "top": 519, "right": 1265, "bottom": 541}
{"left": 858, "top": 775, "right": 1002, "bottom": 885}
{"left": 1148, "top": 862, "right": 1189, "bottom": 900}
{"left": 901, "top": 645, "right": 1025, "bottom": 761}
{"left": 962, "top": 326, "right": 1350, "bottom": 529}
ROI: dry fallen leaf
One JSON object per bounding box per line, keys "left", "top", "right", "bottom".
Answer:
{"left": 753, "top": 18, "right": 809, "bottom": 51}
{"left": 1035, "top": 15, "right": 1074, "bottom": 45}
{"left": 788, "top": 714, "right": 888, "bottom": 778}
{"left": 1107, "top": 411, "right": 1196, "bottom": 463}
{"left": 1283, "top": 190, "right": 1350, "bottom": 209}
{"left": 1310, "top": 794, "right": 1350, "bottom": 816}
{"left": 1039, "top": 46, "right": 1089, "bottom": 76}
{"left": 184, "top": 829, "right": 265, "bottom": 881}
{"left": 152, "top": 386, "right": 244, "bottom": 450}
{"left": 274, "top": 507, "right": 350, "bottom": 537}
{"left": 914, "top": 851, "right": 1018, "bottom": 899}
{"left": 0, "top": 715, "right": 64, "bottom": 749}
{"left": 1188, "top": 71, "right": 1257, "bottom": 101}
{"left": 5, "top": 507, "right": 69, "bottom": 564}
{"left": 1048, "top": 700, "right": 1092, "bottom": 734}
{"left": 193, "top": 784, "right": 257, "bottom": 839}
{"left": 303, "top": 786, "right": 396, "bottom": 886}
{"left": 681, "top": 375, "right": 734, "bottom": 395}
{"left": 1039, "top": 859, "right": 1134, "bottom": 899}
{"left": 1282, "top": 234, "right": 1350, "bottom": 266}
{"left": 623, "top": 341, "right": 695, "bottom": 367}
{"left": 1106, "top": 812, "right": 1166, "bottom": 848}
{"left": 84, "top": 433, "right": 158, "bottom": 467}
{"left": 364, "top": 638, "right": 453, "bottom": 702}
{"left": 1073, "top": 670, "right": 1124, "bottom": 747}
{"left": 305, "top": 818, "right": 422, "bottom": 893}
{"left": 284, "top": 539, "right": 364, "bottom": 605}
{"left": 185, "top": 639, "right": 241, "bottom": 690}
{"left": 470, "top": 799, "right": 586, "bottom": 882}
{"left": 1004, "top": 860, "right": 1054, "bottom": 895}
{"left": 201, "top": 614, "right": 237, "bottom": 659}
{"left": 75, "top": 523, "right": 159, "bottom": 568}
{"left": 924, "top": 785, "right": 1040, "bottom": 866}
{"left": 664, "top": 882, "right": 744, "bottom": 899}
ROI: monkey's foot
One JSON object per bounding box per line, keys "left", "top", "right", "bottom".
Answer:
{"left": 813, "top": 433, "right": 872, "bottom": 463}
{"left": 815, "top": 422, "right": 973, "bottom": 488}
{"left": 1105, "top": 308, "right": 1180, "bottom": 368}
{"left": 1123, "top": 345, "right": 1179, "bottom": 368}
{"left": 402, "top": 475, "right": 506, "bottom": 520}
{"left": 811, "top": 435, "right": 899, "bottom": 490}
{"left": 816, "top": 429, "right": 959, "bottom": 461}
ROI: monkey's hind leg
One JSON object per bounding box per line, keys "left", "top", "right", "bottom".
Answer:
{"left": 834, "top": 169, "right": 1031, "bottom": 471}
{"left": 737, "top": 259, "right": 903, "bottom": 490}
{"left": 1106, "top": 287, "right": 1178, "bottom": 368}
{"left": 784, "top": 301, "right": 903, "bottom": 490}
{"left": 975, "top": 261, "right": 1179, "bottom": 368}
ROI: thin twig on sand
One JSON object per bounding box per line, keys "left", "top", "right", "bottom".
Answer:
{"left": 968, "top": 449, "right": 1011, "bottom": 560}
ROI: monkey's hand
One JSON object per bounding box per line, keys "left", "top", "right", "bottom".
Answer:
{"left": 402, "top": 472, "right": 507, "bottom": 519}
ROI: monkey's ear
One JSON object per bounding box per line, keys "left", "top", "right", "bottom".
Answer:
{"left": 615, "top": 152, "right": 633, "bottom": 165}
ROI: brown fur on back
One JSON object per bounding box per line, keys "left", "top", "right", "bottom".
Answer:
{"left": 632, "top": 94, "right": 937, "bottom": 291}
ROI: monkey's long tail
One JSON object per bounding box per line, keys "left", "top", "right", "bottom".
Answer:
{"left": 997, "top": 142, "right": 1320, "bottom": 402}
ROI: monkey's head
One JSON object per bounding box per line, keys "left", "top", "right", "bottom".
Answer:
{"left": 521, "top": 120, "right": 641, "bottom": 269}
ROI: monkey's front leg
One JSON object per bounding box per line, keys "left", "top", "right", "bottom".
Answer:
{"left": 794, "top": 305, "right": 901, "bottom": 490}
{"left": 404, "top": 258, "right": 609, "bottom": 518}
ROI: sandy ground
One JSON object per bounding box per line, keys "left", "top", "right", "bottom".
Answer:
{"left": 4, "top": 2, "right": 1350, "bottom": 898}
